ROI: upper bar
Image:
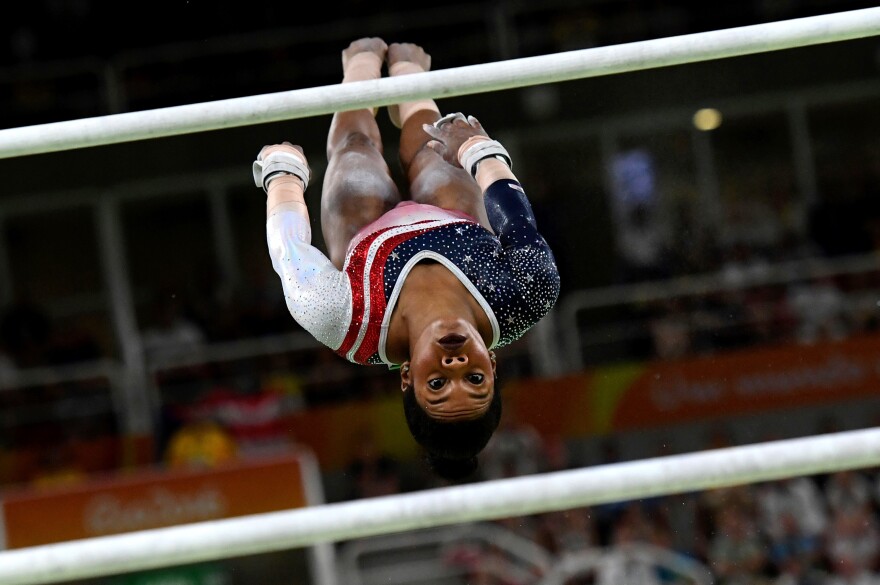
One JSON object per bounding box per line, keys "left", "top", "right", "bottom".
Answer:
{"left": 2, "top": 427, "right": 880, "bottom": 584}
{"left": 0, "top": 7, "right": 879, "bottom": 159}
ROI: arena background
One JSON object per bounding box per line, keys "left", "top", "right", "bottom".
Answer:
{"left": 1, "top": 1, "right": 880, "bottom": 584}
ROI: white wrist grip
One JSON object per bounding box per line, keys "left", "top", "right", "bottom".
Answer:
{"left": 253, "top": 151, "right": 311, "bottom": 192}
{"left": 459, "top": 139, "right": 512, "bottom": 178}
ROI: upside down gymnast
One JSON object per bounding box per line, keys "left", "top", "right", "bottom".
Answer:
{"left": 252, "top": 37, "right": 560, "bottom": 480}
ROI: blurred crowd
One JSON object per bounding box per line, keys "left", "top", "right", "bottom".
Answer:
{"left": 338, "top": 418, "right": 880, "bottom": 585}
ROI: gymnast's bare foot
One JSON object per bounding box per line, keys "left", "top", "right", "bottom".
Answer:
{"left": 342, "top": 37, "right": 387, "bottom": 74}
{"left": 387, "top": 42, "right": 431, "bottom": 73}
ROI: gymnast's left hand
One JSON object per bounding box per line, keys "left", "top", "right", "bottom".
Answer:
{"left": 422, "top": 113, "right": 489, "bottom": 168}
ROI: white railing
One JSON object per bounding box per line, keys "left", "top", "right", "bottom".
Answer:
{"left": 557, "top": 250, "right": 880, "bottom": 371}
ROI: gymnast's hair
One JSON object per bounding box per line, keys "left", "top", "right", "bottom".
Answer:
{"left": 402, "top": 383, "right": 502, "bottom": 481}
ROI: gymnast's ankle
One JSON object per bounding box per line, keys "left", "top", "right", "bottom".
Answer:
{"left": 387, "top": 61, "right": 440, "bottom": 128}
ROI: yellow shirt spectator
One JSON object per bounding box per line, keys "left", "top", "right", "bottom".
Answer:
{"left": 165, "top": 420, "right": 237, "bottom": 469}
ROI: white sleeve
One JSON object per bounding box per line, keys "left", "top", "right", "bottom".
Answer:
{"left": 266, "top": 206, "right": 352, "bottom": 351}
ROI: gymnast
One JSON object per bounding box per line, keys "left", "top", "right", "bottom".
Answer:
{"left": 252, "top": 38, "right": 560, "bottom": 479}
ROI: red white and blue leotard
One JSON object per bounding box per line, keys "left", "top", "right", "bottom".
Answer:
{"left": 266, "top": 179, "right": 560, "bottom": 367}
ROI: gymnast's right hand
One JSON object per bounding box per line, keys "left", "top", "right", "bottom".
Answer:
{"left": 253, "top": 142, "right": 311, "bottom": 193}
{"left": 258, "top": 142, "right": 305, "bottom": 161}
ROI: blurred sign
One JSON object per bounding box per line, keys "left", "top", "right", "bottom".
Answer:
{"left": 0, "top": 450, "right": 316, "bottom": 549}
{"left": 502, "top": 333, "right": 880, "bottom": 437}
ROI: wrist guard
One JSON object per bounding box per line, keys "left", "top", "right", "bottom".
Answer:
{"left": 252, "top": 150, "right": 310, "bottom": 192}
{"left": 458, "top": 138, "right": 512, "bottom": 178}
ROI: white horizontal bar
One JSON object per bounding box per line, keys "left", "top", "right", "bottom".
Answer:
{"left": 2, "top": 427, "right": 880, "bottom": 584}
{"left": 1, "top": 7, "right": 879, "bottom": 159}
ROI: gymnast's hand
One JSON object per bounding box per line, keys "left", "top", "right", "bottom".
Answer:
{"left": 258, "top": 142, "right": 307, "bottom": 167}
{"left": 422, "top": 113, "right": 490, "bottom": 169}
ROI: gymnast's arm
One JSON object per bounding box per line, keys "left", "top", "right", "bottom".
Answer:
{"left": 423, "top": 114, "right": 555, "bottom": 254}
{"left": 423, "top": 114, "right": 560, "bottom": 301}
{"left": 259, "top": 147, "right": 352, "bottom": 351}
{"left": 476, "top": 160, "right": 562, "bottom": 316}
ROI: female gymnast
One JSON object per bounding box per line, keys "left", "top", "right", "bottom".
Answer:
{"left": 252, "top": 38, "right": 560, "bottom": 479}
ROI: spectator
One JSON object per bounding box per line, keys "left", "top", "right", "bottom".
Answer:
{"left": 30, "top": 438, "right": 88, "bottom": 489}
{"left": 706, "top": 503, "right": 770, "bottom": 585}
{"left": 719, "top": 242, "right": 772, "bottom": 291}
{"left": 598, "top": 503, "right": 665, "bottom": 585}
{"left": 825, "top": 470, "right": 873, "bottom": 515}
{"left": 479, "top": 412, "right": 545, "bottom": 481}
{"left": 444, "top": 538, "right": 527, "bottom": 585}
{"left": 163, "top": 408, "right": 238, "bottom": 469}
{"left": 773, "top": 551, "right": 828, "bottom": 585}
{"left": 537, "top": 507, "right": 597, "bottom": 556}
{"left": 615, "top": 201, "right": 673, "bottom": 284}
{"left": 542, "top": 433, "right": 573, "bottom": 473}
{"left": 593, "top": 438, "right": 629, "bottom": 546}
{"left": 785, "top": 276, "right": 849, "bottom": 345}
{"left": 195, "top": 379, "right": 299, "bottom": 458}
{"left": 696, "top": 430, "right": 756, "bottom": 551}
{"left": 825, "top": 568, "right": 880, "bottom": 585}
{"left": 754, "top": 476, "right": 828, "bottom": 554}
{"left": 824, "top": 505, "right": 880, "bottom": 584}
{"left": 742, "top": 284, "right": 796, "bottom": 345}
{"left": 344, "top": 430, "right": 403, "bottom": 500}
{"left": 766, "top": 511, "right": 824, "bottom": 580}
{"left": 140, "top": 291, "right": 206, "bottom": 363}
{"left": 647, "top": 298, "right": 692, "bottom": 360}
{"left": 258, "top": 353, "right": 307, "bottom": 413}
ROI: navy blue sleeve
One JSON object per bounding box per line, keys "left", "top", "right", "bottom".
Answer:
{"left": 483, "top": 179, "right": 543, "bottom": 248}
{"left": 484, "top": 179, "right": 558, "bottom": 262}
{"left": 483, "top": 179, "right": 561, "bottom": 338}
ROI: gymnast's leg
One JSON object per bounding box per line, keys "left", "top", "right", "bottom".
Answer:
{"left": 386, "top": 42, "right": 492, "bottom": 232}
{"left": 321, "top": 37, "right": 402, "bottom": 270}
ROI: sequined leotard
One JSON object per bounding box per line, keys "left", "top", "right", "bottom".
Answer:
{"left": 266, "top": 179, "right": 560, "bottom": 367}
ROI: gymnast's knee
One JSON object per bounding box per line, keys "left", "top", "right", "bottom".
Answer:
{"left": 409, "top": 153, "right": 479, "bottom": 204}
{"left": 324, "top": 165, "right": 399, "bottom": 216}
{"left": 327, "top": 129, "right": 382, "bottom": 161}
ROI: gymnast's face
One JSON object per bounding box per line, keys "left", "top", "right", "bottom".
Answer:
{"left": 402, "top": 319, "right": 496, "bottom": 421}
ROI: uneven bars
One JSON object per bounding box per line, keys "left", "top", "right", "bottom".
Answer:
{"left": 2, "top": 427, "right": 880, "bottom": 584}
{"left": 0, "top": 7, "right": 879, "bottom": 159}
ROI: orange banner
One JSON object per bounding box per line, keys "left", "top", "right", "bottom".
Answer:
{"left": 499, "top": 333, "right": 880, "bottom": 437}
{"left": 1, "top": 451, "right": 314, "bottom": 549}
{"left": 607, "top": 333, "right": 880, "bottom": 430}
{"left": 281, "top": 398, "right": 418, "bottom": 469}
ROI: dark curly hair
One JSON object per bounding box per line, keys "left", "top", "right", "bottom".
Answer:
{"left": 402, "top": 383, "right": 502, "bottom": 482}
